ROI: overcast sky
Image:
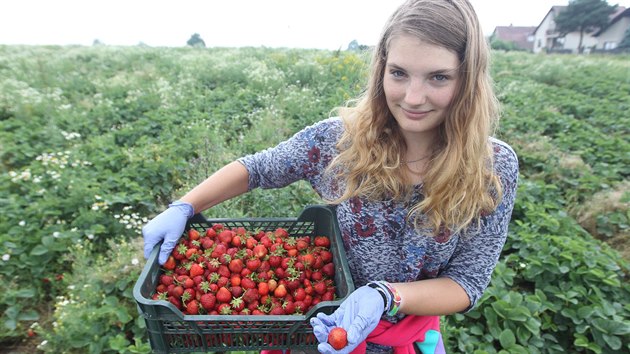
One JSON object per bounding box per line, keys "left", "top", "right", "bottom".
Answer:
{"left": 1, "top": 0, "right": 628, "bottom": 49}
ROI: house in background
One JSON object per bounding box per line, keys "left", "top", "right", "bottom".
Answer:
{"left": 593, "top": 7, "right": 630, "bottom": 51}
{"left": 490, "top": 25, "right": 536, "bottom": 51}
{"left": 532, "top": 5, "right": 629, "bottom": 54}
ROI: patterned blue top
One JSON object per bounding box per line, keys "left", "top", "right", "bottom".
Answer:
{"left": 239, "top": 116, "right": 519, "bottom": 312}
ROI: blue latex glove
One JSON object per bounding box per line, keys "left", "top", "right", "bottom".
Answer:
{"left": 310, "top": 285, "right": 385, "bottom": 354}
{"left": 142, "top": 201, "right": 194, "bottom": 265}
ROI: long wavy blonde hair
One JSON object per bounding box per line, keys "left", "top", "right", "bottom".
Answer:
{"left": 326, "top": 0, "right": 503, "bottom": 234}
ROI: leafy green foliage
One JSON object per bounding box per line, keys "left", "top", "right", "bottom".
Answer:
{"left": 35, "top": 238, "right": 150, "bottom": 353}
{"left": 0, "top": 45, "right": 628, "bottom": 353}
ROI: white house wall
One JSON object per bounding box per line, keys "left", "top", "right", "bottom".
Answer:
{"left": 597, "top": 17, "right": 630, "bottom": 49}
{"left": 563, "top": 32, "right": 599, "bottom": 53}
{"left": 533, "top": 14, "right": 555, "bottom": 53}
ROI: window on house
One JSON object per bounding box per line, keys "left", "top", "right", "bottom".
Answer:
{"left": 604, "top": 42, "right": 617, "bottom": 50}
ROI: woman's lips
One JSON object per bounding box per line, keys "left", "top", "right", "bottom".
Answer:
{"left": 402, "top": 107, "right": 431, "bottom": 120}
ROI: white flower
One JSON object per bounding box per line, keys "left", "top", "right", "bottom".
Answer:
{"left": 2, "top": 254, "right": 10, "bottom": 261}
{"left": 67, "top": 285, "right": 75, "bottom": 290}
{"left": 53, "top": 232, "right": 60, "bottom": 238}
{"left": 19, "top": 220, "right": 26, "bottom": 226}
{"left": 131, "top": 258, "right": 139, "bottom": 265}
{"left": 87, "top": 234, "right": 94, "bottom": 240}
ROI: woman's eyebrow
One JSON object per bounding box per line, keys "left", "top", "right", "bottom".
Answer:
{"left": 386, "top": 62, "right": 458, "bottom": 75}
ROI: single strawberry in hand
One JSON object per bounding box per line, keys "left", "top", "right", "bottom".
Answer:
{"left": 328, "top": 327, "right": 347, "bottom": 350}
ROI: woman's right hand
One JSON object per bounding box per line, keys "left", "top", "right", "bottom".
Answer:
{"left": 142, "top": 201, "right": 194, "bottom": 264}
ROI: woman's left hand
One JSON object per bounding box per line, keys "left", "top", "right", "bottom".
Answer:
{"left": 310, "top": 285, "right": 384, "bottom": 354}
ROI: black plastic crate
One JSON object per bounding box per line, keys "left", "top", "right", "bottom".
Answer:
{"left": 133, "top": 205, "right": 355, "bottom": 353}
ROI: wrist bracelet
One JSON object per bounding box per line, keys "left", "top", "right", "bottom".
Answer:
{"left": 367, "top": 282, "right": 389, "bottom": 312}
{"left": 379, "top": 281, "right": 402, "bottom": 316}
{"left": 367, "top": 281, "right": 402, "bottom": 316}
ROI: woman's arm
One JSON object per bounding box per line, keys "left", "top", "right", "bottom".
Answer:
{"left": 180, "top": 161, "right": 250, "bottom": 214}
{"left": 393, "top": 277, "right": 470, "bottom": 316}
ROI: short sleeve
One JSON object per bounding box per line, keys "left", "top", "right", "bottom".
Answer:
{"left": 237, "top": 117, "right": 342, "bottom": 192}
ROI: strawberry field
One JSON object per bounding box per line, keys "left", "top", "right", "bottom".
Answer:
{"left": 1, "top": 45, "right": 628, "bottom": 353}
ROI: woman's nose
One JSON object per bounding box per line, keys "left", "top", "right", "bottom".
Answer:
{"left": 404, "top": 79, "right": 427, "bottom": 106}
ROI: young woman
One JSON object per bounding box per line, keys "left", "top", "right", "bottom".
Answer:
{"left": 142, "top": 0, "right": 519, "bottom": 353}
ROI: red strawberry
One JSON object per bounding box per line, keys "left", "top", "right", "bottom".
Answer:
{"left": 231, "top": 235, "right": 242, "bottom": 247}
{"left": 314, "top": 282, "right": 326, "bottom": 295}
{"left": 241, "top": 277, "right": 256, "bottom": 290}
{"left": 293, "top": 288, "right": 306, "bottom": 302}
{"left": 296, "top": 238, "right": 309, "bottom": 251}
{"left": 258, "top": 282, "right": 269, "bottom": 296}
{"left": 253, "top": 244, "right": 268, "bottom": 259}
{"left": 320, "top": 250, "right": 333, "bottom": 263}
{"left": 231, "top": 297, "right": 245, "bottom": 312}
{"left": 216, "top": 287, "right": 232, "bottom": 303}
{"left": 170, "top": 285, "right": 184, "bottom": 298}
{"left": 188, "top": 229, "right": 200, "bottom": 241}
{"left": 169, "top": 296, "right": 182, "bottom": 309}
{"left": 269, "top": 305, "right": 286, "bottom": 315}
{"left": 205, "top": 228, "right": 217, "bottom": 238}
{"left": 163, "top": 256, "right": 176, "bottom": 270}
{"left": 228, "top": 259, "right": 244, "bottom": 274}
{"left": 218, "top": 230, "right": 233, "bottom": 244}
{"left": 268, "top": 255, "right": 282, "bottom": 268}
{"left": 185, "top": 247, "right": 199, "bottom": 260}
{"left": 322, "top": 263, "right": 335, "bottom": 277}
{"left": 243, "top": 288, "right": 259, "bottom": 304}
{"left": 189, "top": 263, "right": 204, "bottom": 278}
{"left": 211, "top": 243, "right": 227, "bottom": 258}
{"left": 185, "top": 300, "right": 199, "bottom": 315}
{"left": 246, "top": 258, "right": 261, "bottom": 271}
{"left": 274, "top": 284, "right": 287, "bottom": 298}
{"left": 245, "top": 237, "right": 258, "bottom": 249}
{"left": 322, "top": 290, "right": 335, "bottom": 301}
{"left": 230, "top": 274, "right": 241, "bottom": 287}
{"left": 314, "top": 236, "right": 330, "bottom": 248}
{"left": 218, "top": 303, "right": 232, "bottom": 315}
{"left": 301, "top": 254, "right": 315, "bottom": 268}
{"left": 274, "top": 228, "right": 289, "bottom": 239}
{"left": 283, "top": 300, "right": 296, "bottom": 314}
{"left": 160, "top": 274, "right": 174, "bottom": 286}
{"left": 230, "top": 285, "right": 244, "bottom": 298}
{"left": 200, "top": 293, "right": 216, "bottom": 310}
{"left": 201, "top": 238, "right": 214, "bottom": 250}
{"left": 328, "top": 327, "right": 347, "bottom": 350}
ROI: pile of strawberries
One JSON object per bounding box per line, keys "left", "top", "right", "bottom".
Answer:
{"left": 151, "top": 224, "right": 337, "bottom": 316}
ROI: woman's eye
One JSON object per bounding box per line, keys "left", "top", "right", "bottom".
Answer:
{"left": 433, "top": 74, "right": 448, "bottom": 81}
{"left": 390, "top": 70, "right": 406, "bottom": 78}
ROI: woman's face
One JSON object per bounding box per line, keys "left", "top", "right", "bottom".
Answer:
{"left": 383, "top": 34, "right": 460, "bottom": 144}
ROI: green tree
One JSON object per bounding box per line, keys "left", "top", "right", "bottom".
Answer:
{"left": 554, "top": 0, "right": 616, "bottom": 53}
{"left": 186, "top": 33, "right": 206, "bottom": 48}
{"left": 618, "top": 27, "right": 630, "bottom": 49}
